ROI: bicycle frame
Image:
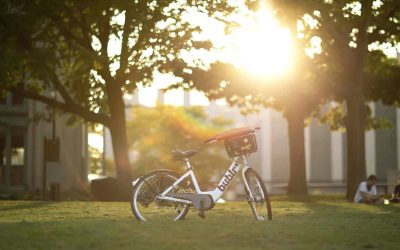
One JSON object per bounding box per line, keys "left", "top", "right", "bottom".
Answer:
{"left": 158, "top": 155, "right": 254, "bottom": 205}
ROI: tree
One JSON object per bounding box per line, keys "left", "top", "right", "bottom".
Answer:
{"left": 220, "top": 0, "right": 400, "bottom": 198}
{"left": 0, "top": 0, "right": 237, "bottom": 191}
{"left": 171, "top": 0, "right": 400, "bottom": 198}
{"left": 290, "top": 0, "right": 400, "bottom": 199}
{"left": 126, "top": 105, "right": 231, "bottom": 184}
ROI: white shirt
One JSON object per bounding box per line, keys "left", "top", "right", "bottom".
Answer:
{"left": 354, "top": 181, "right": 377, "bottom": 203}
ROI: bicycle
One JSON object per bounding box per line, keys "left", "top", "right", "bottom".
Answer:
{"left": 131, "top": 126, "right": 272, "bottom": 222}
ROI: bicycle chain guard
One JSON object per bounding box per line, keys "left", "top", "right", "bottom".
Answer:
{"left": 167, "top": 193, "right": 214, "bottom": 211}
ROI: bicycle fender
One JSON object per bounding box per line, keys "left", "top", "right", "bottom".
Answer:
{"left": 132, "top": 169, "right": 180, "bottom": 188}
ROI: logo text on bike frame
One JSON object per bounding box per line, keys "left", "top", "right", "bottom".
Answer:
{"left": 217, "top": 165, "right": 238, "bottom": 191}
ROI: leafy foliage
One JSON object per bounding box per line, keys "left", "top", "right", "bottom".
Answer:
{"left": 314, "top": 102, "right": 393, "bottom": 131}
{"left": 290, "top": 0, "right": 400, "bottom": 101}
{"left": 126, "top": 105, "right": 232, "bottom": 184}
{"left": 184, "top": 0, "right": 400, "bottom": 126}
{"left": 0, "top": 0, "right": 237, "bottom": 121}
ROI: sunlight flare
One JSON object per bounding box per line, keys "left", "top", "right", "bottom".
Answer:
{"left": 227, "top": 6, "right": 293, "bottom": 77}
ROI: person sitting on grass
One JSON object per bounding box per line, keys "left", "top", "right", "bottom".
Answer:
{"left": 354, "top": 175, "right": 383, "bottom": 204}
{"left": 389, "top": 177, "right": 400, "bottom": 203}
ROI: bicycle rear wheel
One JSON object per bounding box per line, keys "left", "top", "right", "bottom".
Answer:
{"left": 131, "top": 170, "right": 189, "bottom": 222}
{"left": 244, "top": 168, "right": 272, "bottom": 221}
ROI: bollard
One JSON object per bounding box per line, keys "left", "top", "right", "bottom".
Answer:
{"left": 50, "top": 182, "right": 60, "bottom": 201}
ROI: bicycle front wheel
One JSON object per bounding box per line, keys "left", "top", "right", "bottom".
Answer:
{"left": 244, "top": 168, "right": 272, "bottom": 221}
{"left": 131, "top": 170, "right": 189, "bottom": 222}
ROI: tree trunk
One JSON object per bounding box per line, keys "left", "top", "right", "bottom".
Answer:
{"left": 109, "top": 120, "right": 132, "bottom": 184}
{"left": 108, "top": 115, "right": 132, "bottom": 200}
{"left": 343, "top": 0, "right": 371, "bottom": 200}
{"left": 286, "top": 110, "right": 308, "bottom": 195}
{"left": 107, "top": 82, "right": 132, "bottom": 200}
{"left": 284, "top": 15, "right": 308, "bottom": 196}
{"left": 345, "top": 93, "right": 366, "bottom": 200}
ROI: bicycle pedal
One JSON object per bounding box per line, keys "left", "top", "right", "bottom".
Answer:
{"left": 198, "top": 212, "right": 206, "bottom": 219}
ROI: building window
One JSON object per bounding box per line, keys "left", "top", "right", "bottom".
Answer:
{"left": 11, "top": 135, "right": 24, "bottom": 186}
{"left": 11, "top": 148, "right": 24, "bottom": 165}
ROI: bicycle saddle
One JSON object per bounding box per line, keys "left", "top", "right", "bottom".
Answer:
{"left": 204, "top": 126, "right": 260, "bottom": 143}
{"left": 171, "top": 150, "right": 197, "bottom": 160}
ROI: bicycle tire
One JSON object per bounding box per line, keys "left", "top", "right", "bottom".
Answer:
{"left": 131, "top": 169, "right": 190, "bottom": 222}
{"left": 244, "top": 168, "right": 272, "bottom": 221}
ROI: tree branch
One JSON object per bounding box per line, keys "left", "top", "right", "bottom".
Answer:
{"left": 48, "top": 14, "right": 92, "bottom": 52}
{"left": 9, "top": 87, "right": 111, "bottom": 126}
{"left": 61, "top": 2, "right": 94, "bottom": 51}
{"left": 98, "top": 9, "right": 111, "bottom": 64}
{"left": 45, "top": 69, "right": 74, "bottom": 104}
{"left": 116, "top": 10, "right": 133, "bottom": 84}
{"left": 128, "top": 1, "right": 169, "bottom": 70}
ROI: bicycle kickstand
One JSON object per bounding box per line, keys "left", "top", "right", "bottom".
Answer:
{"left": 198, "top": 200, "right": 206, "bottom": 219}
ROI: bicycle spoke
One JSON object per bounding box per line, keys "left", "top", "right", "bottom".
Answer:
{"left": 245, "top": 169, "right": 272, "bottom": 221}
{"left": 132, "top": 173, "right": 189, "bottom": 222}
{"left": 143, "top": 178, "right": 158, "bottom": 196}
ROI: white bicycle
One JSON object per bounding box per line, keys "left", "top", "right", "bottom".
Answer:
{"left": 131, "top": 126, "right": 272, "bottom": 222}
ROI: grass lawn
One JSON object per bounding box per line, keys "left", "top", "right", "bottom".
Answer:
{"left": 0, "top": 196, "right": 399, "bottom": 250}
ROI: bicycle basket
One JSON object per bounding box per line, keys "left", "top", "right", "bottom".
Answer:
{"left": 224, "top": 133, "right": 257, "bottom": 157}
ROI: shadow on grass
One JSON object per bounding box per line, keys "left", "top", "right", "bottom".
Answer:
{"left": 0, "top": 201, "right": 52, "bottom": 212}
{"left": 306, "top": 198, "right": 400, "bottom": 214}
{"left": 270, "top": 194, "right": 346, "bottom": 203}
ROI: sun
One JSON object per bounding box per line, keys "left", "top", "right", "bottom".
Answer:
{"left": 227, "top": 6, "right": 293, "bottom": 77}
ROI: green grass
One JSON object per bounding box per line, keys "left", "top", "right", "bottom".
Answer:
{"left": 0, "top": 196, "right": 399, "bottom": 250}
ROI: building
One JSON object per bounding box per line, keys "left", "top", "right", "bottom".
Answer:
{"left": 0, "top": 92, "right": 88, "bottom": 193}
{"left": 103, "top": 89, "right": 400, "bottom": 195}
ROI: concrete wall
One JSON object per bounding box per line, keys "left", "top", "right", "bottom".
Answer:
{"left": 375, "top": 103, "right": 398, "bottom": 181}
{"left": 11, "top": 99, "right": 88, "bottom": 192}
{"left": 309, "top": 120, "right": 332, "bottom": 182}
